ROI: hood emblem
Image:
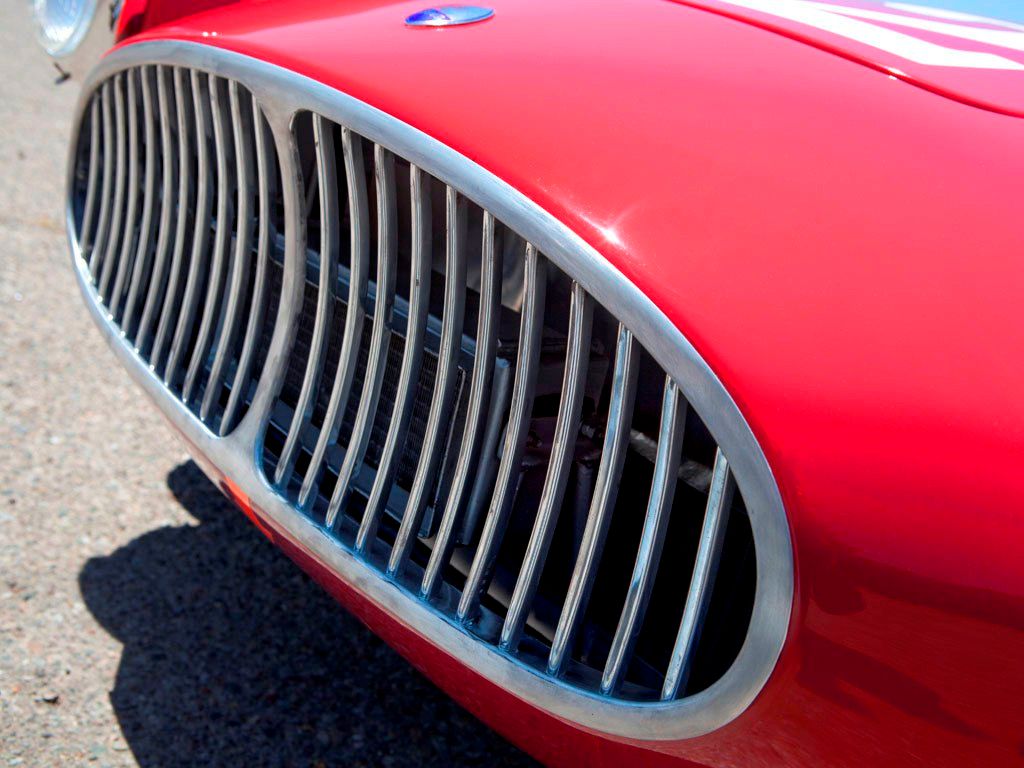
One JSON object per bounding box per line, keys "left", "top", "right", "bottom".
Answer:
{"left": 405, "top": 5, "right": 494, "bottom": 27}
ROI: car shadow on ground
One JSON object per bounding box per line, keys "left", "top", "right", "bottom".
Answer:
{"left": 79, "top": 461, "right": 537, "bottom": 768}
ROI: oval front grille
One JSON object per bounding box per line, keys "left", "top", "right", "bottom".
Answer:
{"left": 69, "top": 65, "right": 284, "bottom": 435}
{"left": 68, "top": 45, "right": 792, "bottom": 738}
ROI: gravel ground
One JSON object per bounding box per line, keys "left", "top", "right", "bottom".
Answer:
{"left": 0, "top": 9, "right": 536, "bottom": 767}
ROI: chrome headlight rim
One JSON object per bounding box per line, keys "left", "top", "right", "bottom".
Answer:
{"left": 33, "top": 0, "right": 118, "bottom": 77}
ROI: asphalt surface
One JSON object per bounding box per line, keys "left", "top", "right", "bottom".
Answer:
{"left": 0, "top": 9, "right": 537, "bottom": 767}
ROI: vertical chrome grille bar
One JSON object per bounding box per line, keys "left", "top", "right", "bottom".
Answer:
{"left": 548, "top": 324, "right": 639, "bottom": 675}
{"left": 134, "top": 65, "right": 179, "bottom": 349}
{"left": 107, "top": 69, "right": 140, "bottom": 318}
{"left": 183, "top": 74, "right": 233, "bottom": 403}
{"left": 457, "top": 243, "right": 547, "bottom": 622}
{"left": 387, "top": 185, "right": 468, "bottom": 577}
{"left": 421, "top": 210, "right": 503, "bottom": 598}
{"left": 221, "top": 97, "right": 274, "bottom": 434}
{"left": 201, "top": 81, "right": 257, "bottom": 424}
{"left": 500, "top": 283, "right": 593, "bottom": 650}
{"left": 78, "top": 99, "right": 102, "bottom": 258}
{"left": 120, "top": 66, "right": 158, "bottom": 337}
{"left": 356, "top": 164, "right": 432, "bottom": 552}
{"left": 297, "top": 127, "right": 370, "bottom": 506}
{"left": 600, "top": 377, "right": 686, "bottom": 695}
{"left": 151, "top": 68, "right": 195, "bottom": 371}
{"left": 88, "top": 80, "right": 114, "bottom": 279}
{"left": 661, "top": 449, "right": 734, "bottom": 700}
{"left": 97, "top": 73, "right": 127, "bottom": 301}
{"left": 325, "top": 144, "right": 398, "bottom": 529}
{"left": 273, "top": 115, "right": 339, "bottom": 485}
{"left": 164, "top": 71, "right": 213, "bottom": 387}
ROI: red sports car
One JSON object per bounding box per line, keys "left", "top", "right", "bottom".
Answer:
{"left": 37, "top": 0, "right": 1024, "bottom": 765}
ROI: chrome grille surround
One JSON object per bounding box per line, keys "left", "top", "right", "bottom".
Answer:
{"left": 67, "top": 41, "right": 793, "bottom": 740}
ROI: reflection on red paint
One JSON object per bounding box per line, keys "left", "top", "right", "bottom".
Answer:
{"left": 222, "top": 476, "right": 275, "bottom": 542}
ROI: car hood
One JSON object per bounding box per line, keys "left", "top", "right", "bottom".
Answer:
{"left": 679, "top": 0, "right": 1024, "bottom": 117}
{"left": 114, "top": 1, "right": 1024, "bottom": 762}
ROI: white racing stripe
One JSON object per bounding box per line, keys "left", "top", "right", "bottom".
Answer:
{"left": 814, "top": 2, "right": 1024, "bottom": 51}
{"left": 719, "top": 0, "right": 1024, "bottom": 69}
{"left": 886, "top": 3, "right": 1024, "bottom": 32}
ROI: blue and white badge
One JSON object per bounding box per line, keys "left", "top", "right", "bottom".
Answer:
{"left": 405, "top": 6, "right": 495, "bottom": 27}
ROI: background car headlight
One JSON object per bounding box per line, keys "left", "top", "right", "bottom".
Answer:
{"left": 31, "top": 0, "right": 120, "bottom": 78}
{"left": 32, "top": 0, "right": 100, "bottom": 57}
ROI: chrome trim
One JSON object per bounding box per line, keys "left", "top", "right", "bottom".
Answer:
{"left": 299, "top": 127, "right": 369, "bottom": 508}
{"left": 662, "top": 448, "right": 735, "bottom": 700}
{"left": 325, "top": 144, "right": 398, "bottom": 527}
{"left": 222, "top": 96, "right": 275, "bottom": 434}
{"left": 202, "top": 81, "right": 256, "bottom": 423}
{"left": 136, "top": 66, "right": 177, "bottom": 351}
{"left": 88, "top": 79, "right": 113, "bottom": 278}
{"left": 457, "top": 243, "right": 547, "bottom": 623}
{"left": 96, "top": 72, "right": 125, "bottom": 301}
{"left": 77, "top": 98, "right": 102, "bottom": 256}
{"left": 388, "top": 185, "right": 467, "bottom": 577}
{"left": 107, "top": 68, "right": 139, "bottom": 318}
{"left": 67, "top": 41, "right": 793, "bottom": 741}
{"left": 151, "top": 68, "right": 194, "bottom": 371}
{"left": 500, "top": 282, "right": 593, "bottom": 651}
{"left": 421, "top": 209, "right": 503, "bottom": 599}
{"left": 36, "top": 0, "right": 118, "bottom": 78}
{"left": 357, "top": 164, "right": 433, "bottom": 553}
{"left": 164, "top": 71, "right": 212, "bottom": 385}
{"left": 34, "top": 0, "right": 101, "bottom": 60}
{"left": 601, "top": 378, "right": 686, "bottom": 695}
{"left": 548, "top": 323, "right": 639, "bottom": 675}
{"left": 183, "top": 74, "right": 231, "bottom": 402}
{"left": 120, "top": 66, "right": 157, "bottom": 338}
{"left": 274, "top": 113, "right": 338, "bottom": 485}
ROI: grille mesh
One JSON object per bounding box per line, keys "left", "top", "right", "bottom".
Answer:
{"left": 70, "top": 65, "right": 284, "bottom": 435}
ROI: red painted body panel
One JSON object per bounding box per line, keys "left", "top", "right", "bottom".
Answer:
{"left": 119, "top": 1, "right": 1024, "bottom": 765}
